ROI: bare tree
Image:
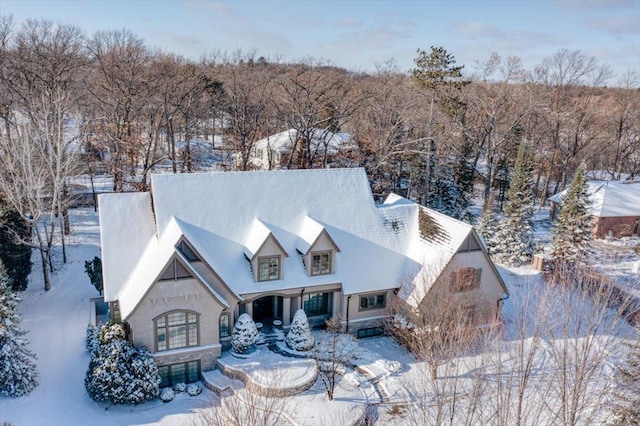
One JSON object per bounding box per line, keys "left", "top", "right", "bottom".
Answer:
{"left": 313, "top": 317, "right": 357, "bottom": 401}
{"left": 275, "top": 59, "right": 359, "bottom": 169}
{"left": 0, "top": 19, "right": 88, "bottom": 289}
{"left": 195, "top": 374, "right": 295, "bottom": 426}
{"left": 85, "top": 29, "right": 151, "bottom": 192}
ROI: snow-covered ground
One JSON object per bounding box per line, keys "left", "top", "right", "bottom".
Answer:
{"left": 1, "top": 206, "right": 638, "bottom": 425}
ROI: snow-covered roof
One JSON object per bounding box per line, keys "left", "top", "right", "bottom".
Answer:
{"left": 549, "top": 181, "right": 640, "bottom": 218}
{"left": 99, "top": 168, "right": 498, "bottom": 316}
{"left": 254, "top": 128, "right": 353, "bottom": 154}
{"left": 99, "top": 192, "right": 156, "bottom": 302}
{"left": 243, "top": 218, "right": 274, "bottom": 260}
{"left": 296, "top": 216, "right": 326, "bottom": 254}
{"left": 394, "top": 198, "right": 477, "bottom": 308}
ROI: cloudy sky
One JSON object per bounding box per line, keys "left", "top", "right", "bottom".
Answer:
{"left": 2, "top": 0, "right": 638, "bottom": 81}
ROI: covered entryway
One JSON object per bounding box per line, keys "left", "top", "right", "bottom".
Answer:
{"left": 252, "top": 295, "right": 283, "bottom": 323}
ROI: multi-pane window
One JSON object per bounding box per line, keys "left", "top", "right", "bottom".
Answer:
{"left": 311, "top": 252, "right": 331, "bottom": 275}
{"left": 158, "top": 361, "right": 200, "bottom": 387}
{"left": 357, "top": 326, "right": 384, "bottom": 339}
{"left": 258, "top": 256, "right": 280, "bottom": 281}
{"left": 220, "top": 314, "right": 230, "bottom": 338}
{"left": 155, "top": 311, "right": 199, "bottom": 351}
{"left": 359, "top": 293, "right": 386, "bottom": 310}
{"left": 303, "top": 292, "right": 331, "bottom": 316}
{"left": 450, "top": 268, "right": 482, "bottom": 292}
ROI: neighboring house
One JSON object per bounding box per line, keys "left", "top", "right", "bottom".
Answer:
{"left": 242, "top": 128, "right": 354, "bottom": 170}
{"left": 549, "top": 181, "right": 640, "bottom": 238}
{"left": 98, "top": 168, "right": 507, "bottom": 387}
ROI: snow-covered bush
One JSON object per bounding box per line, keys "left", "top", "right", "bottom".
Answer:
{"left": 173, "top": 382, "right": 186, "bottom": 393}
{"left": 0, "top": 260, "right": 38, "bottom": 397}
{"left": 187, "top": 383, "right": 202, "bottom": 396}
{"left": 85, "top": 324, "right": 99, "bottom": 355}
{"left": 231, "top": 313, "right": 258, "bottom": 354}
{"left": 85, "top": 323, "right": 160, "bottom": 404}
{"left": 160, "top": 387, "right": 175, "bottom": 403}
{"left": 374, "top": 359, "right": 402, "bottom": 373}
{"left": 285, "top": 309, "right": 314, "bottom": 351}
{"left": 98, "top": 321, "right": 126, "bottom": 345}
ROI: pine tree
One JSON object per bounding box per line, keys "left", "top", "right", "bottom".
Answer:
{"left": 608, "top": 330, "right": 640, "bottom": 425}
{"left": 492, "top": 141, "right": 535, "bottom": 266}
{"left": 286, "top": 309, "right": 314, "bottom": 351}
{"left": 476, "top": 203, "right": 499, "bottom": 255}
{"left": 0, "top": 197, "right": 32, "bottom": 291}
{"left": 231, "top": 313, "right": 258, "bottom": 354}
{"left": 428, "top": 161, "right": 462, "bottom": 219}
{"left": 550, "top": 162, "right": 592, "bottom": 263}
{"left": 0, "top": 259, "right": 38, "bottom": 397}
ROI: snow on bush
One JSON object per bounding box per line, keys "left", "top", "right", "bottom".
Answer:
{"left": 231, "top": 313, "right": 258, "bottom": 354}
{"left": 85, "top": 323, "right": 160, "bottom": 404}
{"left": 187, "top": 383, "right": 202, "bottom": 396}
{"left": 98, "top": 321, "right": 126, "bottom": 345}
{"left": 173, "top": 382, "right": 186, "bottom": 393}
{"left": 85, "top": 324, "right": 99, "bottom": 355}
{"left": 160, "top": 387, "right": 175, "bottom": 403}
{"left": 285, "top": 309, "right": 315, "bottom": 351}
{"left": 0, "top": 261, "right": 38, "bottom": 397}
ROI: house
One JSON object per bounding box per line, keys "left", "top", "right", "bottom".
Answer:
{"left": 242, "top": 128, "right": 354, "bottom": 170}
{"left": 98, "top": 168, "right": 507, "bottom": 387}
{"left": 549, "top": 181, "right": 640, "bottom": 238}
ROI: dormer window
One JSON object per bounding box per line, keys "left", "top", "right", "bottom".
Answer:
{"left": 258, "top": 256, "right": 280, "bottom": 281}
{"left": 311, "top": 252, "right": 331, "bottom": 275}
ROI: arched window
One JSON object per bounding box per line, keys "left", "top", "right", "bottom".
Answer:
{"left": 155, "top": 311, "right": 199, "bottom": 352}
{"left": 219, "top": 313, "right": 231, "bottom": 338}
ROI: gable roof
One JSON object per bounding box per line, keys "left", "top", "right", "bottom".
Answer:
{"left": 99, "top": 168, "right": 506, "bottom": 313}
{"left": 549, "top": 181, "right": 640, "bottom": 218}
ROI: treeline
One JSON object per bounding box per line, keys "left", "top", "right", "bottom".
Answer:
{"left": 0, "top": 17, "right": 638, "bottom": 289}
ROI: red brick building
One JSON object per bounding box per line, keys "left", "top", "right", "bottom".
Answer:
{"left": 549, "top": 181, "right": 640, "bottom": 239}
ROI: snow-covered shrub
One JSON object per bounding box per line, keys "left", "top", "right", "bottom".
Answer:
{"left": 172, "top": 382, "right": 186, "bottom": 393}
{"left": 285, "top": 309, "right": 315, "bottom": 351}
{"left": 160, "top": 387, "right": 175, "bottom": 403}
{"left": 0, "top": 260, "right": 38, "bottom": 397}
{"left": 187, "top": 383, "right": 202, "bottom": 396}
{"left": 98, "top": 321, "right": 126, "bottom": 345}
{"left": 85, "top": 323, "right": 160, "bottom": 404}
{"left": 85, "top": 324, "right": 99, "bottom": 355}
{"left": 231, "top": 313, "right": 258, "bottom": 354}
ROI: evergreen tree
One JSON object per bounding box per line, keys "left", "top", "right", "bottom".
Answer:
{"left": 608, "top": 330, "right": 640, "bottom": 425}
{"left": 286, "top": 309, "right": 314, "bottom": 351}
{"left": 0, "top": 197, "right": 32, "bottom": 291}
{"left": 231, "top": 313, "right": 258, "bottom": 354}
{"left": 550, "top": 162, "right": 592, "bottom": 263}
{"left": 492, "top": 141, "right": 535, "bottom": 266}
{"left": 428, "top": 161, "right": 462, "bottom": 219}
{"left": 84, "top": 256, "right": 103, "bottom": 295}
{"left": 85, "top": 322, "right": 160, "bottom": 404}
{"left": 475, "top": 202, "right": 499, "bottom": 255}
{"left": 0, "top": 260, "right": 38, "bottom": 397}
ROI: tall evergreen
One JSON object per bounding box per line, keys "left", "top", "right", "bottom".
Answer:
{"left": 0, "top": 197, "right": 32, "bottom": 291}
{"left": 550, "top": 162, "right": 592, "bottom": 263}
{"left": 492, "top": 141, "right": 535, "bottom": 266}
{"left": 476, "top": 200, "right": 499, "bottom": 255}
{"left": 608, "top": 330, "right": 640, "bottom": 425}
{"left": 0, "top": 259, "right": 38, "bottom": 397}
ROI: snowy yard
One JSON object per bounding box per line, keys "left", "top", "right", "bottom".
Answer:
{"left": 1, "top": 207, "right": 638, "bottom": 425}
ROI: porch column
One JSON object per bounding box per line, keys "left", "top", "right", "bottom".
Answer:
{"left": 283, "top": 297, "right": 291, "bottom": 326}
{"left": 245, "top": 301, "right": 253, "bottom": 319}
{"left": 332, "top": 291, "right": 342, "bottom": 320}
